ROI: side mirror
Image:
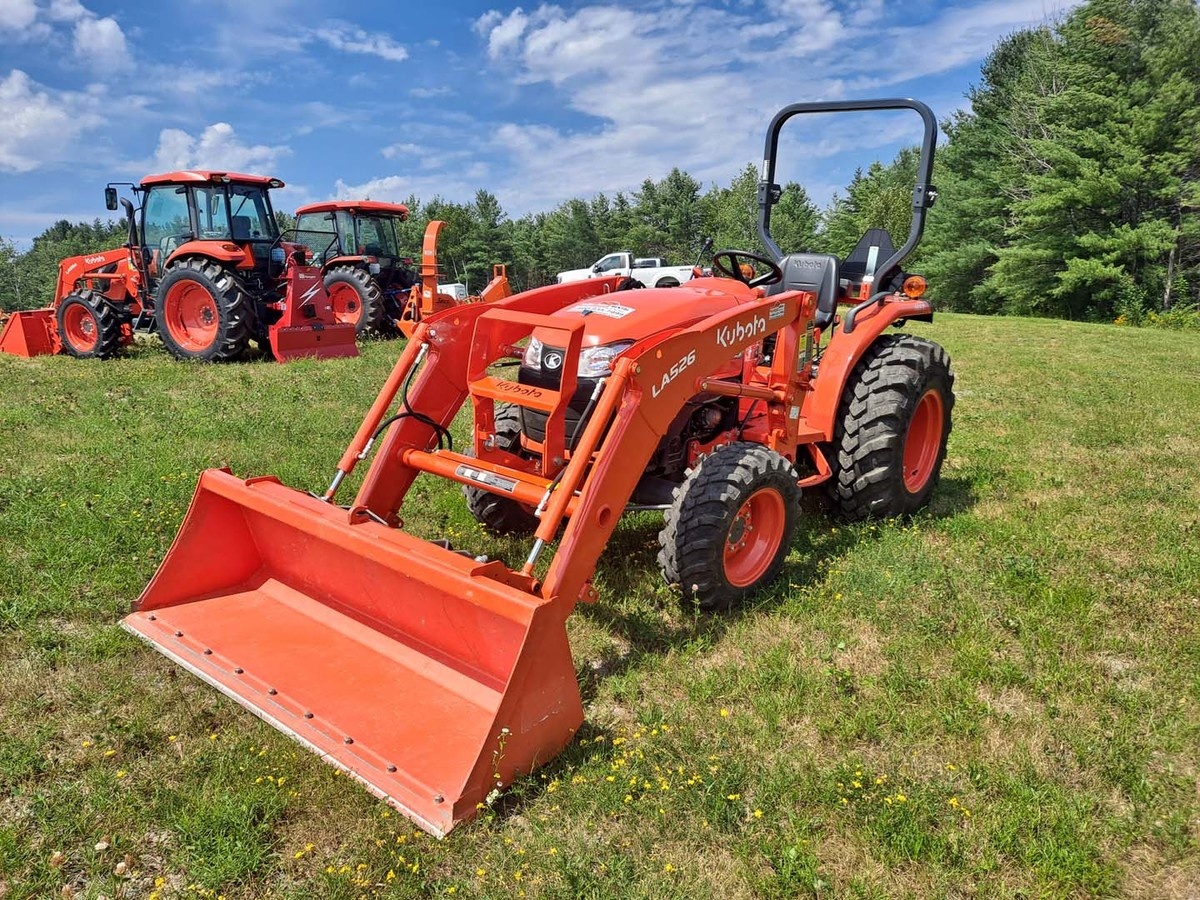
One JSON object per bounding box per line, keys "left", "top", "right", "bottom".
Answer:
{"left": 591, "top": 264, "right": 602, "bottom": 273}
{"left": 104, "top": 187, "right": 118, "bottom": 211}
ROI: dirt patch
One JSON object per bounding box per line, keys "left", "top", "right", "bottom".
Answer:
{"left": 824, "top": 619, "right": 888, "bottom": 679}
{"left": 1122, "top": 843, "right": 1200, "bottom": 899}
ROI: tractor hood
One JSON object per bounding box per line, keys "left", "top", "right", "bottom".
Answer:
{"left": 539, "top": 276, "right": 761, "bottom": 349}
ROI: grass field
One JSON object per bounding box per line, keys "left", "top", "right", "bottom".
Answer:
{"left": 1, "top": 313, "right": 1198, "bottom": 899}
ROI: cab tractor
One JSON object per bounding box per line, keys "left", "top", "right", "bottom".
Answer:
{"left": 124, "top": 99, "right": 953, "bottom": 836}
{"left": 0, "top": 171, "right": 357, "bottom": 363}
{"left": 294, "top": 200, "right": 419, "bottom": 336}
{"left": 294, "top": 201, "right": 512, "bottom": 337}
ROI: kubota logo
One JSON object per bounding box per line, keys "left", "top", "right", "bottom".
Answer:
{"left": 84, "top": 255, "right": 107, "bottom": 265}
{"left": 716, "top": 314, "right": 767, "bottom": 349}
{"left": 495, "top": 380, "right": 544, "bottom": 399}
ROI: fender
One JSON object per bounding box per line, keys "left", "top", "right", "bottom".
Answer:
{"left": 800, "top": 295, "right": 934, "bottom": 438}
{"left": 164, "top": 240, "right": 254, "bottom": 270}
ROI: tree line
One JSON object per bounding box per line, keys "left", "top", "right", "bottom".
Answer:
{"left": 2, "top": 0, "right": 1196, "bottom": 323}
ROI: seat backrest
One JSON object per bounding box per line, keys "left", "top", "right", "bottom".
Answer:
{"left": 841, "top": 227, "right": 896, "bottom": 288}
{"left": 766, "top": 253, "right": 842, "bottom": 330}
{"left": 231, "top": 215, "right": 253, "bottom": 240}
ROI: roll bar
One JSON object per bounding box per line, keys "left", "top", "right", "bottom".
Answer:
{"left": 756, "top": 98, "right": 938, "bottom": 281}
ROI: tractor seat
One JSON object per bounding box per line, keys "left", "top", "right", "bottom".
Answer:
{"left": 841, "top": 227, "right": 897, "bottom": 292}
{"left": 766, "top": 253, "right": 841, "bottom": 330}
{"left": 231, "top": 215, "right": 253, "bottom": 240}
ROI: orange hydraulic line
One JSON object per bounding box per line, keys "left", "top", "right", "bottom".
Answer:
{"left": 323, "top": 334, "right": 427, "bottom": 500}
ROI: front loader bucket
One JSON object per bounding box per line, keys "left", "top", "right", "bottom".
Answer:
{"left": 124, "top": 469, "right": 582, "bottom": 836}
{"left": 268, "top": 321, "right": 359, "bottom": 362}
{"left": 0, "top": 308, "right": 58, "bottom": 357}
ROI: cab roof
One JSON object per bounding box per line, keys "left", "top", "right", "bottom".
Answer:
{"left": 295, "top": 200, "right": 410, "bottom": 219}
{"left": 140, "top": 171, "right": 283, "bottom": 188}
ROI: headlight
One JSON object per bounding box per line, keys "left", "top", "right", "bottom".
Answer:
{"left": 577, "top": 340, "right": 633, "bottom": 377}
{"left": 522, "top": 335, "right": 544, "bottom": 367}
{"left": 524, "top": 337, "right": 633, "bottom": 377}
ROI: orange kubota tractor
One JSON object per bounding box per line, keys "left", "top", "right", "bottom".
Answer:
{"left": 293, "top": 202, "right": 512, "bottom": 337}
{"left": 294, "top": 200, "right": 418, "bottom": 336}
{"left": 124, "top": 99, "right": 953, "bottom": 836}
{"left": 0, "top": 171, "right": 357, "bottom": 363}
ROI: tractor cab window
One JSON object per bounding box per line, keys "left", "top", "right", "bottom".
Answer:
{"left": 295, "top": 212, "right": 340, "bottom": 262}
{"left": 143, "top": 186, "right": 193, "bottom": 258}
{"left": 355, "top": 216, "right": 399, "bottom": 260}
{"left": 194, "top": 187, "right": 232, "bottom": 240}
{"left": 226, "top": 185, "right": 277, "bottom": 242}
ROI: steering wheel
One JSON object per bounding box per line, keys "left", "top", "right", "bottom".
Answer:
{"left": 711, "top": 249, "right": 784, "bottom": 288}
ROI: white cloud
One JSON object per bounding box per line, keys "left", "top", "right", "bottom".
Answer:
{"left": 481, "top": 7, "right": 528, "bottom": 59}
{"left": 73, "top": 15, "right": 129, "bottom": 70}
{"left": 381, "top": 142, "right": 422, "bottom": 159}
{"left": 409, "top": 86, "right": 453, "bottom": 99}
{"left": 0, "top": 0, "right": 38, "bottom": 30}
{"left": 443, "top": 0, "right": 1078, "bottom": 215}
{"left": 333, "top": 163, "right": 491, "bottom": 206}
{"left": 0, "top": 0, "right": 130, "bottom": 69}
{"left": 46, "top": 0, "right": 87, "bottom": 21}
{"left": 0, "top": 69, "right": 103, "bottom": 173}
{"left": 152, "top": 122, "right": 290, "bottom": 173}
{"left": 896, "top": 0, "right": 1066, "bottom": 74}
{"left": 314, "top": 21, "right": 408, "bottom": 62}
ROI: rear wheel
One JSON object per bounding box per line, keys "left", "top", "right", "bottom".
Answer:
{"left": 827, "top": 334, "right": 954, "bottom": 520}
{"left": 658, "top": 442, "right": 800, "bottom": 611}
{"left": 155, "top": 259, "right": 253, "bottom": 362}
{"left": 56, "top": 291, "right": 123, "bottom": 359}
{"left": 464, "top": 405, "right": 540, "bottom": 535}
{"left": 325, "top": 266, "right": 384, "bottom": 335}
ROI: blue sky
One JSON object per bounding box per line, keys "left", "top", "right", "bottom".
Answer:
{"left": 0, "top": 0, "right": 1072, "bottom": 247}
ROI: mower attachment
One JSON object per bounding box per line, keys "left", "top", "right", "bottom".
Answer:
{"left": 0, "top": 308, "right": 58, "bottom": 357}
{"left": 268, "top": 264, "right": 359, "bottom": 362}
{"left": 123, "top": 468, "right": 581, "bottom": 837}
{"left": 268, "top": 321, "right": 358, "bottom": 362}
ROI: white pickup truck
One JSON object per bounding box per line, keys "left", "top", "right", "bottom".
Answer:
{"left": 556, "top": 251, "right": 696, "bottom": 288}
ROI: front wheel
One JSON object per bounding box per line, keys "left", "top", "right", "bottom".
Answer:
{"left": 827, "top": 334, "right": 955, "bottom": 520}
{"left": 56, "top": 291, "right": 123, "bottom": 359}
{"left": 658, "top": 442, "right": 800, "bottom": 611}
{"left": 155, "top": 259, "right": 252, "bottom": 362}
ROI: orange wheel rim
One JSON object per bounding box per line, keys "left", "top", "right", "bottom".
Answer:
{"left": 903, "top": 389, "right": 944, "bottom": 493}
{"left": 62, "top": 303, "right": 98, "bottom": 352}
{"left": 163, "top": 281, "right": 219, "bottom": 352}
{"left": 723, "top": 487, "right": 786, "bottom": 588}
{"left": 327, "top": 283, "right": 361, "bottom": 326}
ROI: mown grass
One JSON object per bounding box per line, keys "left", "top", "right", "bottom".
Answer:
{"left": 0, "top": 314, "right": 1197, "bottom": 899}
